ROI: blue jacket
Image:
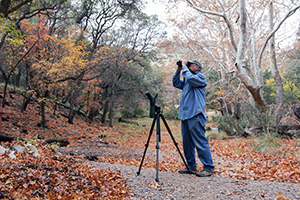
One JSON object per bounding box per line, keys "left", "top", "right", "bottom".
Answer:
{"left": 172, "top": 65, "right": 207, "bottom": 120}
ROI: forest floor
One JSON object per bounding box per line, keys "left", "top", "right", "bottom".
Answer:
{"left": 0, "top": 91, "right": 300, "bottom": 199}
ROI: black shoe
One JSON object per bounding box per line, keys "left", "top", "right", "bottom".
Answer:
{"left": 196, "top": 170, "right": 214, "bottom": 177}
{"left": 178, "top": 167, "right": 197, "bottom": 174}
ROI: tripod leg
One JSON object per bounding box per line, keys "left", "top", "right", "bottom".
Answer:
{"left": 155, "top": 113, "right": 160, "bottom": 182}
{"left": 160, "top": 114, "right": 190, "bottom": 172}
{"left": 137, "top": 115, "right": 156, "bottom": 176}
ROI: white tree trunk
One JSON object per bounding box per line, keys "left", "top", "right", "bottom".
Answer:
{"left": 235, "top": 0, "right": 267, "bottom": 111}
{"left": 268, "top": 0, "right": 283, "bottom": 110}
{"left": 183, "top": 0, "right": 300, "bottom": 112}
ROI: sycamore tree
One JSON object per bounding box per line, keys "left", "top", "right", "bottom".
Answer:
{"left": 166, "top": 0, "right": 300, "bottom": 113}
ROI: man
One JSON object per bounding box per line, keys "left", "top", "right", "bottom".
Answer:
{"left": 172, "top": 60, "right": 214, "bottom": 177}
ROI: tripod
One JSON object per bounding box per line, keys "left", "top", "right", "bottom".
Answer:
{"left": 137, "top": 92, "right": 189, "bottom": 182}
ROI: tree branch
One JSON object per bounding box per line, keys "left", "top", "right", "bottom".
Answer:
{"left": 257, "top": 5, "right": 300, "bottom": 71}
{"left": 184, "top": 0, "right": 237, "bottom": 51}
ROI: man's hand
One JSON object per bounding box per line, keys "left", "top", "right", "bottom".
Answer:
{"left": 176, "top": 65, "right": 182, "bottom": 72}
{"left": 176, "top": 60, "right": 187, "bottom": 72}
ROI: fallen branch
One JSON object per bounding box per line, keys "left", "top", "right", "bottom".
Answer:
{"left": 0, "top": 132, "right": 23, "bottom": 142}
{"left": 242, "top": 125, "right": 300, "bottom": 138}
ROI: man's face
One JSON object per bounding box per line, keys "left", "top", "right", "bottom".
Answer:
{"left": 188, "top": 63, "right": 200, "bottom": 73}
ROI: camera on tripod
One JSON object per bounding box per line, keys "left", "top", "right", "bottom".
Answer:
{"left": 145, "top": 91, "right": 157, "bottom": 118}
{"left": 138, "top": 91, "right": 189, "bottom": 182}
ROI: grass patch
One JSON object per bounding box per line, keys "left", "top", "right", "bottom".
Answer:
{"left": 0, "top": 83, "right": 26, "bottom": 93}
{"left": 116, "top": 118, "right": 182, "bottom": 141}
{"left": 251, "top": 133, "right": 282, "bottom": 154}
{"left": 206, "top": 129, "right": 227, "bottom": 140}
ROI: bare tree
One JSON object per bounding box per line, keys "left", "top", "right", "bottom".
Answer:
{"left": 177, "top": 0, "right": 300, "bottom": 112}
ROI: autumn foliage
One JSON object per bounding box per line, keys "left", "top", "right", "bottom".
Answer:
{"left": 0, "top": 91, "right": 132, "bottom": 199}
{"left": 0, "top": 142, "right": 129, "bottom": 199}
{"left": 0, "top": 88, "right": 300, "bottom": 199}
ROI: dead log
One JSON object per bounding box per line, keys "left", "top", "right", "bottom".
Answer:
{"left": 60, "top": 112, "right": 69, "bottom": 119}
{"left": 276, "top": 125, "right": 300, "bottom": 138}
{"left": 56, "top": 102, "right": 86, "bottom": 117}
{"left": 242, "top": 125, "right": 300, "bottom": 138}
{"left": 0, "top": 132, "right": 23, "bottom": 142}
{"left": 294, "top": 106, "right": 300, "bottom": 120}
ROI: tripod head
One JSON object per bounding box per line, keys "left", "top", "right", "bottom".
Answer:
{"left": 145, "top": 91, "right": 157, "bottom": 118}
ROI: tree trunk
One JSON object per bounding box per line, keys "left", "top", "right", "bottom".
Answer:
{"left": 21, "top": 93, "right": 32, "bottom": 112}
{"left": 236, "top": 0, "right": 266, "bottom": 112}
{"left": 15, "top": 66, "right": 22, "bottom": 87}
{"left": 68, "top": 95, "right": 75, "bottom": 124}
{"left": 40, "top": 90, "right": 49, "bottom": 128}
{"left": 234, "top": 102, "right": 241, "bottom": 120}
{"left": 269, "top": 0, "right": 283, "bottom": 111}
{"left": 88, "top": 107, "right": 99, "bottom": 121}
{"left": 52, "top": 90, "right": 58, "bottom": 116}
{"left": 2, "top": 79, "right": 8, "bottom": 108}
{"left": 40, "top": 99, "right": 46, "bottom": 128}
{"left": 108, "top": 99, "right": 114, "bottom": 127}
{"left": 101, "top": 99, "right": 110, "bottom": 124}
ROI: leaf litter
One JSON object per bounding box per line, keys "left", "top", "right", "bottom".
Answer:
{"left": 0, "top": 92, "right": 300, "bottom": 199}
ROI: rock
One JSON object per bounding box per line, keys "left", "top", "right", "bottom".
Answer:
{"left": 212, "top": 128, "right": 219, "bottom": 134}
{"left": 50, "top": 114, "right": 57, "bottom": 119}
{"left": 71, "top": 129, "right": 80, "bottom": 134}
{"left": 37, "top": 135, "right": 44, "bottom": 139}
{"left": 0, "top": 145, "right": 7, "bottom": 154}
{"left": 14, "top": 145, "right": 26, "bottom": 152}
{"left": 27, "top": 144, "right": 40, "bottom": 158}
{"left": 61, "top": 124, "right": 68, "bottom": 128}
{"left": 9, "top": 151, "right": 16, "bottom": 159}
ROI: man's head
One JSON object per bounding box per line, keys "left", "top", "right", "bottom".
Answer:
{"left": 187, "top": 60, "right": 202, "bottom": 73}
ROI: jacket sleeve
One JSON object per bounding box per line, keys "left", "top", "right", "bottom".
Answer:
{"left": 182, "top": 66, "right": 207, "bottom": 88}
{"left": 172, "top": 71, "right": 184, "bottom": 90}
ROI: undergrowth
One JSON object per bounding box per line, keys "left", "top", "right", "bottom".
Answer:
{"left": 251, "top": 133, "right": 283, "bottom": 154}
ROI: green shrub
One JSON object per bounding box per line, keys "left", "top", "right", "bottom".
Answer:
{"left": 163, "top": 108, "right": 179, "bottom": 119}
{"left": 213, "top": 104, "right": 285, "bottom": 136}
{"left": 212, "top": 114, "right": 247, "bottom": 136}
{"left": 120, "top": 105, "right": 147, "bottom": 118}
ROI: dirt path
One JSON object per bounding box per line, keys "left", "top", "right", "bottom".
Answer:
{"left": 90, "top": 161, "right": 299, "bottom": 200}
{"left": 59, "top": 143, "right": 300, "bottom": 200}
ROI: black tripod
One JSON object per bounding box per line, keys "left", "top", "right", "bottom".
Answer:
{"left": 137, "top": 92, "right": 189, "bottom": 182}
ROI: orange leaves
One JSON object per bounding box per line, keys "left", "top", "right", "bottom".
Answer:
{"left": 2, "top": 91, "right": 300, "bottom": 200}
{"left": 212, "top": 139, "right": 300, "bottom": 183}
{"left": 0, "top": 142, "right": 130, "bottom": 199}
{"left": 95, "top": 121, "right": 300, "bottom": 183}
{"left": 46, "top": 37, "right": 88, "bottom": 80}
